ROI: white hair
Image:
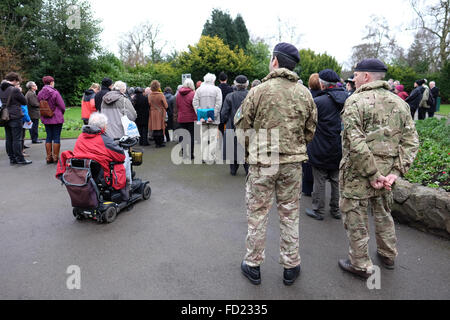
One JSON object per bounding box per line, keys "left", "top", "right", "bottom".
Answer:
{"left": 319, "top": 78, "right": 336, "bottom": 87}
{"left": 26, "top": 81, "right": 36, "bottom": 89}
{"left": 89, "top": 112, "right": 108, "bottom": 129}
{"left": 203, "top": 73, "right": 216, "bottom": 84}
{"left": 183, "top": 78, "right": 195, "bottom": 91}
{"left": 113, "top": 81, "right": 127, "bottom": 93}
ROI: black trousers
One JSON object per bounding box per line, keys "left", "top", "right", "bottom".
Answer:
{"left": 302, "top": 162, "right": 314, "bottom": 195}
{"left": 418, "top": 107, "right": 434, "bottom": 120}
{"left": 29, "top": 118, "right": 40, "bottom": 142}
{"left": 4, "top": 118, "right": 25, "bottom": 162}
{"left": 137, "top": 125, "right": 149, "bottom": 146}
{"left": 153, "top": 130, "right": 165, "bottom": 146}
{"left": 178, "top": 122, "right": 195, "bottom": 159}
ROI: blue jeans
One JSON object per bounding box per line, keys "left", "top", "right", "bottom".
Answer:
{"left": 45, "top": 124, "right": 63, "bottom": 143}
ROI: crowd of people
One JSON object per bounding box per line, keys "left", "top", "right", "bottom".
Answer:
{"left": 0, "top": 41, "right": 439, "bottom": 286}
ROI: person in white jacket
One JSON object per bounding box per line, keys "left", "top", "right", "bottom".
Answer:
{"left": 192, "top": 73, "right": 222, "bottom": 163}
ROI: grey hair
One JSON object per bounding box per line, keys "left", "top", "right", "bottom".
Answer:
{"left": 203, "top": 73, "right": 216, "bottom": 84}
{"left": 88, "top": 112, "right": 108, "bottom": 129}
{"left": 251, "top": 80, "right": 261, "bottom": 88}
{"left": 368, "top": 72, "right": 386, "bottom": 81}
{"left": 183, "top": 78, "right": 195, "bottom": 91}
{"left": 26, "top": 81, "right": 36, "bottom": 89}
{"left": 113, "top": 81, "right": 127, "bottom": 93}
{"left": 319, "top": 78, "right": 337, "bottom": 87}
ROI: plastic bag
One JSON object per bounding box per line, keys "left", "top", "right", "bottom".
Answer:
{"left": 121, "top": 115, "right": 140, "bottom": 138}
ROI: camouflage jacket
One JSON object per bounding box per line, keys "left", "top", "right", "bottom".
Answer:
{"left": 234, "top": 68, "right": 317, "bottom": 165}
{"left": 340, "top": 80, "right": 419, "bottom": 199}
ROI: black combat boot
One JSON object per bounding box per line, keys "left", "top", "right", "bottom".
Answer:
{"left": 283, "top": 265, "right": 301, "bottom": 286}
{"left": 241, "top": 261, "right": 261, "bottom": 285}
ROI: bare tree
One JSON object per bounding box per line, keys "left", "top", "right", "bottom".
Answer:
{"left": 118, "top": 21, "right": 167, "bottom": 66}
{"left": 411, "top": 0, "right": 450, "bottom": 68}
{"left": 350, "top": 15, "right": 403, "bottom": 66}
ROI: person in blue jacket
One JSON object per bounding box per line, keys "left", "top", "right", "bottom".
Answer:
{"left": 21, "top": 104, "right": 32, "bottom": 157}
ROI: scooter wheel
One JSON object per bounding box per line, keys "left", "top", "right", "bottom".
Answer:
{"left": 103, "top": 206, "right": 117, "bottom": 224}
{"left": 73, "top": 208, "right": 84, "bottom": 221}
{"left": 143, "top": 184, "right": 151, "bottom": 200}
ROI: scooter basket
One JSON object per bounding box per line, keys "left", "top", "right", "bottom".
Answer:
{"left": 131, "top": 148, "right": 143, "bottom": 166}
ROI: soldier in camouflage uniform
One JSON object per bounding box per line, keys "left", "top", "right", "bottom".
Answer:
{"left": 234, "top": 43, "right": 317, "bottom": 286}
{"left": 338, "top": 59, "right": 419, "bottom": 279}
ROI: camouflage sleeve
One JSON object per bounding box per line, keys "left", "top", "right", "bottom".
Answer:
{"left": 234, "top": 88, "right": 256, "bottom": 130}
{"left": 304, "top": 92, "right": 317, "bottom": 144}
{"left": 342, "top": 101, "right": 381, "bottom": 182}
{"left": 393, "top": 109, "right": 420, "bottom": 176}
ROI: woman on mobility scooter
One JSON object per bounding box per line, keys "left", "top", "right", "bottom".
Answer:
{"left": 56, "top": 113, "right": 150, "bottom": 223}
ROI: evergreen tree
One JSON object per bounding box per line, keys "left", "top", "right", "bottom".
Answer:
{"left": 202, "top": 9, "right": 249, "bottom": 50}
{"left": 30, "top": 0, "right": 101, "bottom": 105}
{"left": 233, "top": 14, "right": 250, "bottom": 50}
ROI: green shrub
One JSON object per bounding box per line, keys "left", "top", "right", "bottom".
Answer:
{"left": 404, "top": 117, "right": 450, "bottom": 191}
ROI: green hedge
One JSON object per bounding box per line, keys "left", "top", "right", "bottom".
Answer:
{"left": 404, "top": 117, "right": 450, "bottom": 191}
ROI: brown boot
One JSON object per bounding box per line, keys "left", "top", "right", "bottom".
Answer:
{"left": 46, "top": 143, "right": 53, "bottom": 164}
{"left": 52, "top": 143, "right": 61, "bottom": 163}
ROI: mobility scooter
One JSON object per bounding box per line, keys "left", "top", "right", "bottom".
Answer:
{"left": 59, "top": 136, "right": 151, "bottom": 223}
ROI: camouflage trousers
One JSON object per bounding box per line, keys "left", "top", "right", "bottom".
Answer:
{"left": 340, "top": 192, "right": 398, "bottom": 272}
{"left": 244, "top": 163, "right": 302, "bottom": 269}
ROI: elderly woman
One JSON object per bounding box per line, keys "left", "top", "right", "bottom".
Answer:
{"left": 175, "top": 78, "right": 197, "bottom": 159}
{"left": 37, "top": 76, "right": 66, "bottom": 164}
{"left": 148, "top": 80, "right": 168, "bottom": 148}
{"left": 25, "top": 81, "right": 42, "bottom": 144}
{"left": 100, "top": 81, "right": 137, "bottom": 140}
{"left": 73, "top": 113, "right": 128, "bottom": 200}
{"left": 192, "top": 73, "right": 222, "bottom": 162}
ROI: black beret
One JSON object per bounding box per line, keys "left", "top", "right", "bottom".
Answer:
{"left": 273, "top": 42, "right": 300, "bottom": 64}
{"left": 101, "top": 77, "right": 113, "bottom": 87}
{"left": 354, "top": 58, "right": 388, "bottom": 72}
{"left": 319, "top": 69, "right": 341, "bottom": 83}
{"left": 235, "top": 75, "right": 248, "bottom": 84}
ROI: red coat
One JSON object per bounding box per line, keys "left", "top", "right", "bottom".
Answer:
{"left": 56, "top": 126, "right": 126, "bottom": 190}
{"left": 81, "top": 90, "right": 97, "bottom": 120}
{"left": 175, "top": 87, "right": 197, "bottom": 123}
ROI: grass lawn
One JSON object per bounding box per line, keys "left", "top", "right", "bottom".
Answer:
{"left": 436, "top": 104, "right": 450, "bottom": 116}
{"left": 0, "top": 107, "right": 83, "bottom": 139}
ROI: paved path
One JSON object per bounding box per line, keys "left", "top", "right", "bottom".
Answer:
{"left": 0, "top": 139, "right": 449, "bottom": 300}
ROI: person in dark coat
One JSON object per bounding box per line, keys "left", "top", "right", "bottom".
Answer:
{"left": 164, "top": 87, "right": 175, "bottom": 143}
{"left": 132, "top": 87, "right": 150, "bottom": 146}
{"left": 220, "top": 75, "right": 249, "bottom": 176}
{"left": 302, "top": 73, "right": 322, "bottom": 196}
{"left": 25, "top": 81, "right": 42, "bottom": 144}
{"left": 429, "top": 81, "right": 439, "bottom": 118}
{"left": 218, "top": 72, "right": 233, "bottom": 134}
{"left": 405, "top": 80, "right": 425, "bottom": 119}
{"left": 95, "top": 78, "right": 113, "bottom": 112}
{"left": 0, "top": 73, "right": 32, "bottom": 165}
{"left": 305, "top": 69, "right": 347, "bottom": 221}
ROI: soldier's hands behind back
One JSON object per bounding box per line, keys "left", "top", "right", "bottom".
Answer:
{"left": 370, "top": 175, "right": 387, "bottom": 190}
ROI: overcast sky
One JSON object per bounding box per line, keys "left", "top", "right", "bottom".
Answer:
{"left": 88, "top": 0, "right": 428, "bottom": 69}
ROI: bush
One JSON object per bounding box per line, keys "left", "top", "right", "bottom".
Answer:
{"left": 404, "top": 117, "right": 450, "bottom": 191}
